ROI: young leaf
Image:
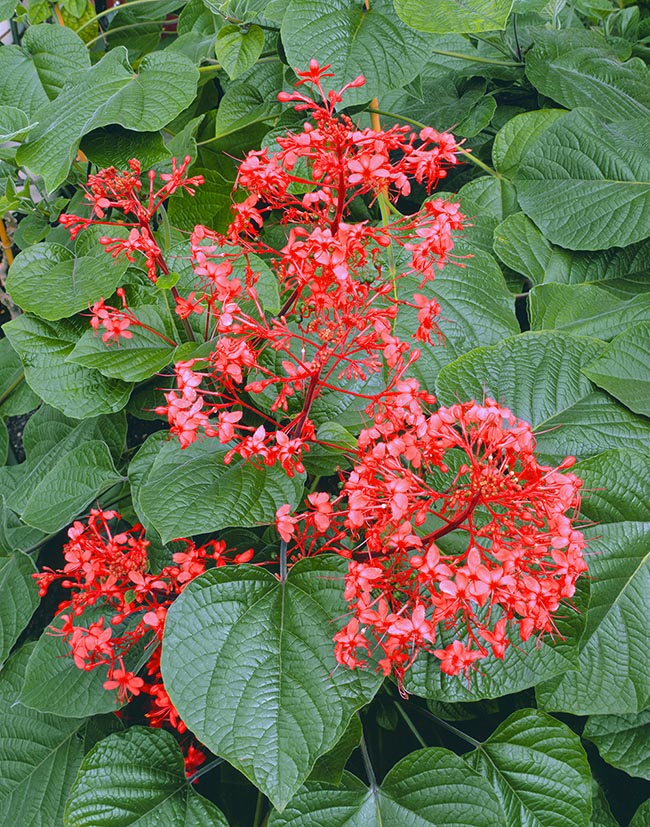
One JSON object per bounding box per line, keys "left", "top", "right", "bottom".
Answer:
{"left": 466, "top": 709, "right": 592, "bottom": 827}
{"left": 161, "top": 556, "right": 383, "bottom": 809}
{"left": 65, "top": 727, "right": 229, "bottom": 827}
{"left": 215, "top": 23, "right": 265, "bottom": 79}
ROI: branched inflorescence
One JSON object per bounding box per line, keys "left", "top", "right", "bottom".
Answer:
{"left": 43, "top": 61, "right": 587, "bottom": 716}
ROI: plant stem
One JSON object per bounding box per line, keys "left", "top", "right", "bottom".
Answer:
{"left": 431, "top": 46, "right": 522, "bottom": 67}
{"left": 187, "top": 756, "right": 224, "bottom": 783}
{"left": 367, "top": 108, "right": 504, "bottom": 179}
{"left": 0, "top": 218, "right": 14, "bottom": 267}
{"left": 76, "top": 0, "right": 167, "bottom": 32}
{"left": 279, "top": 538, "right": 288, "bottom": 582}
{"left": 84, "top": 20, "right": 171, "bottom": 47}
{"left": 0, "top": 371, "right": 24, "bottom": 408}
{"left": 253, "top": 790, "right": 266, "bottom": 827}
{"left": 359, "top": 731, "right": 378, "bottom": 792}
{"left": 393, "top": 701, "right": 427, "bottom": 749}
{"left": 412, "top": 707, "right": 481, "bottom": 748}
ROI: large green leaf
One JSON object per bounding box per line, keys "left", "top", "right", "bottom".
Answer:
{"left": 67, "top": 305, "right": 178, "bottom": 383}
{"left": 528, "top": 284, "right": 650, "bottom": 340}
{"left": 167, "top": 168, "right": 234, "bottom": 232}
{"left": 135, "top": 434, "right": 304, "bottom": 544}
{"left": 404, "top": 579, "right": 588, "bottom": 701}
{"left": 584, "top": 709, "right": 650, "bottom": 780}
{"left": 0, "top": 645, "right": 87, "bottom": 827}
{"left": 0, "top": 553, "right": 39, "bottom": 664}
{"left": 3, "top": 315, "right": 132, "bottom": 418}
{"left": 0, "top": 24, "right": 90, "bottom": 118}
{"left": 395, "top": 244, "right": 519, "bottom": 389}
{"left": 395, "top": 0, "right": 512, "bottom": 32}
{"left": 64, "top": 727, "right": 228, "bottom": 827}
{"left": 526, "top": 30, "right": 650, "bottom": 121}
{"left": 21, "top": 603, "right": 143, "bottom": 718}
{"left": 161, "top": 556, "right": 383, "bottom": 809}
{"left": 514, "top": 108, "right": 650, "bottom": 250}
{"left": 631, "top": 800, "right": 650, "bottom": 827}
{"left": 6, "top": 242, "right": 128, "bottom": 322}
{"left": 17, "top": 48, "right": 199, "bottom": 191}
{"left": 582, "top": 322, "right": 650, "bottom": 416}
{"left": 435, "top": 332, "right": 650, "bottom": 464}
{"left": 536, "top": 522, "right": 650, "bottom": 714}
{"left": 466, "top": 709, "right": 592, "bottom": 827}
{"left": 269, "top": 752, "right": 504, "bottom": 825}
{"left": 281, "top": 0, "right": 432, "bottom": 107}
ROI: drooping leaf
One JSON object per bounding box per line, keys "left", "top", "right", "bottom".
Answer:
{"left": 394, "top": 0, "right": 513, "bottom": 33}
{"left": 269, "top": 751, "right": 505, "bottom": 825}
{"left": 492, "top": 108, "right": 566, "bottom": 178}
{"left": 6, "top": 242, "right": 128, "bottom": 321}
{"left": 215, "top": 61, "right": 284, "bottom": 138}
{"left": 630, "top": 800, "right": 650, "bottom": 827}
{"left": 308, "top": 716, "right": 362, "bottom": 785}
{"left": 0, "top": 338, "right": 40, "bottom": 419}
{"left": 0, "top": 553, "right": 39, "bottom": 664}
{"left": 216, "top": 23, "right": 265, "bottom": 79}
{"left": 514, "top": 108, "right": 650, "bottom": 250}
{"left": 0, "top": 106, "right": 35, "bottom": 142}
{"left": 3, "top": 315, "right": 132, "bottom": 419}
{"left": 281, "top": 0, "right": 433, "bottom": 107}
{"left": 81, "top": 128, "right": 170, "bottom": 169}
{"left": 526, "top": 30, "right": 650, "bottom": 122}
{"left": 0, "top": 24, "right": 90, "bottom": 118}
{"left": 161, "top": 556, "right": 383, "bottom": 809}
{"left": 135, "top": 435, "right": 304, "bottom": 544}
{"left": 167, "top": 168, "right": 234, "bottom": 232}
{"left": 582, "top": 322, "right": 650, "bottom": 416}
{"left": 0, "top": 645, "right": 88, "bottom": 827}
{"left": 590, "top": 780, "right": 620, "bottom": 827}
{"left": 435, "top": 332, "right": 650, "bottom": 464}
{"left": 466, "top": 709, "right": 592, "bottom": 827}
{"left": 584, "top": 709, "right": 650, "bottom": 781}
{"left": 64, "top": 727, "right": 229, "bottom": 827}
{"left": 17, "top": 48, "right": 199, "bottom": 191}
{"left": 536, "top": 521, "right": 650, "bottom": 714}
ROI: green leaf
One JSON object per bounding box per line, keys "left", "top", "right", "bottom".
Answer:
{"left": 396, "top": 244, "right": 519, "bottom": 389}
{"left": 404, "top": 578, "right": 588, "bottom": 702}
{"left": 68, "top": 305, "right": 178, "bottom": 383}
{"left": 536, "top": 522, "right": 650, "bottom": 714}
{"left": 17, "top": 48, "right": 199, "bottom": 192}
{"left": 216, "top": 23, "right": 265, "bottom": 79}
{"left": 525, "top": 30, "right": 650, "bottom": 121}
{"left": 0, "top": 106, "right": 35, "bottom": 142}
{"left": 0, "top": 645, "right": 88, "bottom": 827}
{"left": 65, "top": 727, "right": 228, "bottom": 827}
{"left": 0, "top": 24, "right": 90, "bottom": 118}
{"left": 582, "top": 322, "right": 650, "bottom": 416}
{"left": 270, "top": 751, "right": 504, "bottom": 824}
{"left": 161, "top": 556, "right": 382, "bottom": 809}
{"left": 135, "top": 435, "right": 304, "bottom": 544}
{"left": 456, "top": 176, "right": 518, "bottom": 222}
{"left": 167, "top": 168, "right": 234, "bottom": 232}
{"left": 573, "top": 448, "right": 650, "bottom": 523}
{"left": 492, "top": 109, "right": 566, "bottom": 178}
{"left": 0, "top": 338, "right": 40, "bottom": 419}
{"left": 6, "top": 242, "right": 128, "bottom": 321}
{"left": 466, "top": 709, "right": 592, "bottom": 827}
{"left": 21, "top": 603, "right": 143, "bottom": 718}
{"left": 0, "top": 423, "right": 7, "bottom": 467}
{"left": 494, "top": 212, "right": 650, "bottom": 292}
{"left": 0, "top": 553, "right": 39, "bottom": 664}
{"left": 3, "top": 315, "right": 132, "bottom": 419}
{"left": 631, "top": 800, "right": 650, "bottom": 827}
{"left": 21, "top": 441, "right": 122, "bottom": 533}
{"left": 590, "top": 780, "right": 619, "bottom": 827}
{"left": 529, "top": 284, "right": 650, "bottom": 340}
{"left": 514, "top": 108, "right": 650, "bottom": 250}
{"left": 584, "top": 709, "right": 650, "bottom": 780}
{"left": 394, "top": 0, "right": 513, "bottom": 33}
{"left": 435, "top": 332, "right": 650, "bottom": 463}
{"left": 281, "top": 0, "right": 433, "bottom": 107}
{"left": 215, "top": 61, "right": 283, "bottom": 138}
{"left": 308, "top": 716, "right": 361, "bottom": 785}
{"left": 81, "top": 128, "right": 170, "bottom": 169}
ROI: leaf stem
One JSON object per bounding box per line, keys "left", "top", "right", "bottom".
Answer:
{"left": 187, "top": 756, "right": 224, "bottom": 783}
{"left": 393, "top": 701, "right": 427, "bottom": 749}
{"left": 76, "top": 0, "right": 167, "bottom": 33}
{"left": 0, "top": 371, "right": 24, "bottom": 408}
{"left": 359, "top": 731, "right": 378, "bottom": 792}
{"left": 430, "top": 46, "right": 523, "bottom": 67}
{"left": 253, "top": 790, "right": 266, "bottom": 827}
{"left": 84, "top": 20, "right": 171, "bottom": 48}
{"left": 279, "top": 538, "right": 288, "bottom": 582}
{"left": 0, "top": 218, "right": 14, "bottom": 267}
{"left": 367, "top": 108, "right": 504, "bottom": 179}
{"left": 412, "top": 706, "right": 481, "bottom": 748}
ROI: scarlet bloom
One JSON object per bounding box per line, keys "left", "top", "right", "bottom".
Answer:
{"left": 103, "top": 666, "right": 145, "bottom": 702}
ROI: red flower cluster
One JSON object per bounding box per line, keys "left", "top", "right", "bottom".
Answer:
{"left": 34, "top": 509, "right": 253, "bottom": 772}
{"left": 280, "top": 398, "right": 587, "bottom": 684}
